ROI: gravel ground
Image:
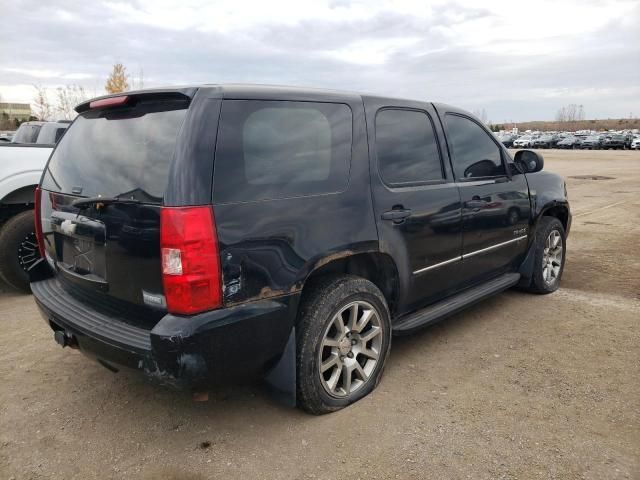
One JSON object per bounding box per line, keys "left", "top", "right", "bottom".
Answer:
{"left": 0, "top": 149, "right": 638, "bottom": 480}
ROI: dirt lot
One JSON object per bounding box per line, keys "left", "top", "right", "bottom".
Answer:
{"left": 1, "top": 150, "right": 638, "bottom": 480}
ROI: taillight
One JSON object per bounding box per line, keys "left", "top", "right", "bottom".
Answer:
{"left": 160, "top": 206, "right": 222, "bottom": 315}
{"left": 34, "top": 187, "right": 45, "bottom": 258}
{"left": 89, "top": 95, "right": 129, "bottom": 109}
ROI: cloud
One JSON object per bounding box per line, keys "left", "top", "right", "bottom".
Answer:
{"left": 0, "top": 0, "right": 638, "bottom": 121}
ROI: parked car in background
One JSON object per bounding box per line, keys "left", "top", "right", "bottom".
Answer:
{"left": 497, "top": 134, "right": 515, "bottom": 148}
{"left": 602, "top": 135, "right": 627, "bottom": 150}
{"left": 631, "top": 137, "right": 640, "bottom": 150}
{"left": 513, "top": 135, "right": 535, "bottom": 148}
{"left": 556, "top": 136, "right": 582, "bottom": 149}
{"left": 0, "top": 132, "right": 15, "bottom": 142}
{"left": 580, "top": 135, "right": 603, "bottom": 149}
{"left": 36, "top": 121, "right": 71, "bottom": 145}
{"left": 11, "top": 122, "right": 44, "bottom": 144}
{"left": 0, "top": 120, "right": 69, "bottom": 291}
{"left": 532, "top": 134, "right": 559, "bottom": 149}
{"left": 11, "top": 121, "right": 70, "bottom": 145}
{"left": 30, "top": 85, "right": 571, "bottom": 414}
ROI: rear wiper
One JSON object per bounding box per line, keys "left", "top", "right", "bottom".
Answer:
{"left": 72, "top": 196, "right": 142, "bottom": 209}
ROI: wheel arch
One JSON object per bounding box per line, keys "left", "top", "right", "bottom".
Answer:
{"left": 1, "top": 184, "right": 37, "bottom": 206}
{"left": 540, "top": 202, "right": 570, "bottom": 232}
{"left": 299, "top": 252, "right": 400, "bottom": 318}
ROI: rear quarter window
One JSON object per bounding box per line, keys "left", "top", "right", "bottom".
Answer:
{"left": 213, "top": 100, "right": 352, "bottom": 203}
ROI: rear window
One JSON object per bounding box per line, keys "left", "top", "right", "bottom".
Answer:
{"left": 214, "top": 100, "right": 352, "bottom": 203}
{"left": 36, "top": 124, "right": 68, "bottom": 145}
{"left": 41, "top": 97, "right": 188, "bottom": 203}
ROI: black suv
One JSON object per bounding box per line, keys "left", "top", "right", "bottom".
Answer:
{"left": 30, "top": 85, "right": 571, "bottom": 414}
{"left": 532, "top": 134, "right": 559, "bottom": 149}
{"left": 602, "top": 135, "right": 626, "bottom": 150}
{"left": 556, "top": 136, "right": 582, "bottom": 149}
{"left": 581, "top": 135, "right": 603, "bottom": 149}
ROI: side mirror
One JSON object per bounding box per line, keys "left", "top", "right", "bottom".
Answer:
{"left": 514, "top": 149, "right": 544, "bottom": 173}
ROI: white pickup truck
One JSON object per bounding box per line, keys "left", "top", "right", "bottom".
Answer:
{"left": 0, "top": 121, "right": 70, "bottom": 291}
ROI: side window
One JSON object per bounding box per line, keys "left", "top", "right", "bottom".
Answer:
{"left": 214, "top": 100, "right": 352, "bottom": 203}
{"left": 444, "top": 114, "right": 505, "bottom": 179}
{"left": 54, "top": 128, "right": 66, "bottom": 143}
{"left": 375, "top": 109, "right": 443, "bottom": 185}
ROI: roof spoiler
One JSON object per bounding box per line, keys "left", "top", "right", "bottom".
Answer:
{"left": 75, "top": 88, "right": 198, "bottom": 114}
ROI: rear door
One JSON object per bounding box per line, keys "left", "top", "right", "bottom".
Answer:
{"left": 440, "top": 111, "right": 530, "bottom": 286}
{"left": 365, "top": 99, "right": 463, "bottom": 314}
{"left": 38, "top": 93, "right": 192, "bottom": 323}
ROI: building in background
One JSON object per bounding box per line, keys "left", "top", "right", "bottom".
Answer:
{"left": 0, "top": 102, "right": 32, "bottom": 122}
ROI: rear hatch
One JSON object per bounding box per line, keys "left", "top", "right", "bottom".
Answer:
{"left": 38, "top": 93, "right": 190, "bottom": 327}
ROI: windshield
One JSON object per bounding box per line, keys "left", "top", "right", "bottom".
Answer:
{"left": 586, "top": 136, "right": 600, "bottom": 141}
{"left": 41, "top": 97, "right": 189, "bottom": 203}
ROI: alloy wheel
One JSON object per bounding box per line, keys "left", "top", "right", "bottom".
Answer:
{"left": 542, "top": 230, "right": 563, "bottom": 285}
{"left": 17, "top": 232, "right": 39, "bottom": 272}
{"left": 318, "top": 300, "right": 383, "bottom": 398}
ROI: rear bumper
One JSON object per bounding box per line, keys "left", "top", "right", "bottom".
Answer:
{"left": 32, "top": 277, "right": 298, "bottom": 389}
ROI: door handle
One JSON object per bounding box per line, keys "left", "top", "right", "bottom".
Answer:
{"left": 381, "top": 209, "right": 412, "bottom": 222}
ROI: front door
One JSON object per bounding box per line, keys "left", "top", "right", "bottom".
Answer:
{"left": 441, "top": 112, "right": 530, "bottom": 286}
{"left": 366, "top": 101, "right": 463, "bottom": 314}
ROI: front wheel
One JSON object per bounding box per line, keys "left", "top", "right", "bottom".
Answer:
{"left": 524, "top": 217, "right": 566, "bottom": 294}
{"left": 296, "top": 275, "right": 392, "bottom": 414}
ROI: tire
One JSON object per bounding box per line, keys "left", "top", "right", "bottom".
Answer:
{"left": 296, "top": 275, "right": 392, "bottom": 414}
{"left": 523, "top": 217, "right": 566, "bottom": 294}
{"left": 0, "top": 210, "right": 39, "bottom": 293}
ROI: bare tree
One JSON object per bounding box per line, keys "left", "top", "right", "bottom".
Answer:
{"left": 473, "top": 108, "right": 489, "bottom": 125}
{"left": 33, "top": 84, "right": 53, "bottom": 121}
{"left": 56, "top": 85, "right": 88, "bottom": 120}
{"left": 105, "top": 63, "right": 130, "bottom": 94}
{"left": 131, "top": 67, "right": 145, "bottom": 90}
{"left": 556, "top": 104, "right": 586, "bottom": 125}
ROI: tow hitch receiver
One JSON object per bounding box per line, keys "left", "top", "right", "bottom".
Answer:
{"left": 53, "top": 330, "right": 78, "bottom": 349}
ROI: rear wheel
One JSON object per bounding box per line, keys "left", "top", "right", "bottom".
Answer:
{"left": 296, "top": 275, "right": 391, "bottom": 414}
{"left": 0, "top": 210, "right": 39, "bottom": 293}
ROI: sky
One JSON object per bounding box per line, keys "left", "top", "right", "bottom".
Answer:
{"left": 1, "top": 0, "right": 639, "bottom": 123}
